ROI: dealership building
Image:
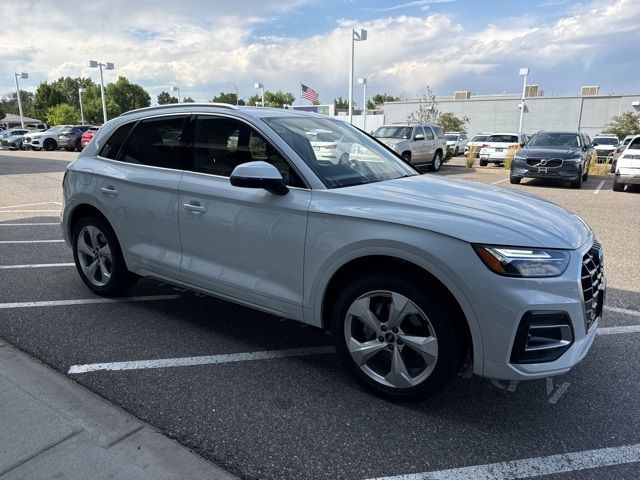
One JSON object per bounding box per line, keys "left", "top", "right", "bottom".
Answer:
{"left": 381, "top": 88, "right": 640, "bottom": 138}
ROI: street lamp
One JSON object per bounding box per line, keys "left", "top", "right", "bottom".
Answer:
{"left": 14, "top": 73, "right": 28, "bottom": 128}
{"left": 89, "top": 60, "right": 114, "bottom": 124}
{"left": 254, "top": 82, "right": 264, "bottom": 107}
{"left": 349, "top": 28, "right": 367, "bottom": 124}
{"left": 170, "top": 85, "right": 181, "bottom": 103}
{"left": 225, "top": 82, "right": 239, "bottom": 105}
{"left": 358, "top": 77, "right": 367, "bottom": 132}
{"left": 518, "top": 67, "right": 529, "bottom": 132}
{"left": 78, "top": 87, "right": 86, "bottom": 125}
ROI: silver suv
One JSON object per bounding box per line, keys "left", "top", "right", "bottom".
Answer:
{"left": 372, "top": 123, "right": 447, "bottom": 171}
{"left": 62, "top": 104, "right": 604, "bottom": 400}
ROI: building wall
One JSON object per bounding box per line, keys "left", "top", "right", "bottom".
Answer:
{"left": 382, "top": 94, "right": 640, "bottom": 138}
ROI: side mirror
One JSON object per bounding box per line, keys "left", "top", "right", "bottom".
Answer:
{"left": 230, "top": 161, "right": 289, "bottom": 196}
{"left": 414, "top": 133, "right": 425, "bottom": 141}
{"left": 520, "top": 142, "right": 526, "bottom": 147}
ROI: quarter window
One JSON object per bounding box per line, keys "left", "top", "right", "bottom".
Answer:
{"left": 122, "top": 116, "right": 188, "bottom": 169}
{"left": 99, "top": 122, "right": 136, "bottom": 160}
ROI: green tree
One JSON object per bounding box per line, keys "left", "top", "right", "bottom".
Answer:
{"left": 367, "top": 93, "right": 399, "bottom": 110}
{"left": 105, "top": 76, "right": 151, "bottom": 116}
{"left": 157, "top": 91, "right": 179, "bottom": 105}
{"left": 182, "top": 96, "right": 195, "bottom": 103}
{"left": 406, "top": 86, "right": 439, "bottom": 124}
{"left": 603, "top": 111, "right": 640, "bottom": 139}
{"left": 334, "top": 97, "right": 349, "bottom": 110}
{"left": 32, "top": 77, "right": 95, "bottom": 119}
{"left": 247, "top": 90, "right": 295, "bottom": 107}
{"left": 437, "top": 112, "right": 469, "bottom": 133}
{"left": 46, "top": 103, "right": 80, "bottom": 125}
{"left": 0, "top": 91, "right": 36, "bottom": 118}
{"left": 211, "top": 91, "right": 244, "bottom": 105}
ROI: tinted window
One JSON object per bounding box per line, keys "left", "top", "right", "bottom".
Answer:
{"left": 193, "top": 116, "right": 304, "bottom": 187}
{"left": 486, "top": 135, "right": 519, "bottom": 143}
{"left": 527, "top": 132, "right": 581, "bottom": 148}
{"left": 373, "top": 126, "right": 412, "bottom": 139}
{"left": 432, "top": 126, "right": 445, "bottom": 139}
{"left": 594, "top": 137, "right": 618, "bottom": 145}
{"left": 99, "top": 122, "right": 136, "bottom": 159}
{"left": 423, "top": 126, "right": 434, "bottom": 140}
{"left": 122, "top": 116, "right": 188, "bottom": 169}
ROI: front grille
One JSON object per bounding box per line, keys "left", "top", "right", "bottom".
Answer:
{"left": 595, "top": 149, "right": 613, "bottom": 159}
{"left": 581, "top": 241, "right": 605, "bottom": 332}
{"left": 526, "top": 158, "right": 563, "bottom": 168}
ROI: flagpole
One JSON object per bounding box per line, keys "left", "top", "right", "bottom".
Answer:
{"left": 300, "top": 82, "right": 302, "bottom": 106}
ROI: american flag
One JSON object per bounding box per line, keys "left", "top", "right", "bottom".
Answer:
{"left": 301, "top": 84, "right": 319, "bottom": 102}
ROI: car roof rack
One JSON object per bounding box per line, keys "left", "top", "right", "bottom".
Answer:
{"left": 120, "top": 102, "right": 238, "bottom": 117}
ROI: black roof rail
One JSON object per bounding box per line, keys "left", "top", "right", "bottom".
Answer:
{"left": 120, "top": 102, "right": 238, "bottom": 117}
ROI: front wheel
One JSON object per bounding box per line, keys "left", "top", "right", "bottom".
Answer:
{"left": 428, "top": 151, "right": 443, "bottom": 172}
{"left": 570, "top": 171, "right": 583, "bottom": 189}
{"left": 509, "top": 175, "right": 521, "bottom": 184}
{"left": 43, "top": 138, "right": 57, "bottom": 151}
{"left": 72, "top": 216, "right": 137, "bottom": 296}
{"left": 401, "top": 152, "right": 411, "bottom": 163}
{"left": 332, "top": 275, "right": 463, "bottom": 400}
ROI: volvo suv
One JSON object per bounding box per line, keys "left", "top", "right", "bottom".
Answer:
{"left": 61, "top": 104, "right": 605, "bottom": 400}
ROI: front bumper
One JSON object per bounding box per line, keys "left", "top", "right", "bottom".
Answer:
{"left": 616, "top": 170, "right": 640, "bottom": 185}
{"left": 511, "top": 159, "right": 582, "bottom": 181}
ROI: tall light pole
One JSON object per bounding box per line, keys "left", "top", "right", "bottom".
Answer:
{"left": 225, "top": 82, "right": 239, "bottom": 105}
{"left": 170, "top": 85, "right": 181, "bottom": 103}
{"left": 518, "top": 67, "right": 529, "bottom": 133}
{"left": 14, "top": 73, "right": 28, "bottom": 128}
{"left": 348, "top": 28, "right": 367, "bottom": 124}
{"left": 78, "top": 87, "right": 86, "bottom": 124}
{"left": 89, "top": 60, "right": 114, "bottom": 124}
{"left": 358, "top": 77, "right": 367, "bottom": 132}
{"left": 254, "top": 82, "right": 264, "bottom": 107}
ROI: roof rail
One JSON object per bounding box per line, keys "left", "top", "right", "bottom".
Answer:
{"left": 120, "top": 102, "right": 238, "bottom": 117}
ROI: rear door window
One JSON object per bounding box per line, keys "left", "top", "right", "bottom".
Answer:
{"left": 122, "top": 116, "right": 189, "bottom": 170}
{"left": 423, "top": 127, "right": 434, "bottom": 140}
{"left": 99, "top": 122, "right": 136, "bottom": 159}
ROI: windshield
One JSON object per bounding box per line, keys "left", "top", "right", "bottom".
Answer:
{"left": 372, "top": 126, "right": 412, "bottom": 139}
{"left": 527, "top": 132, "right": 581, "bottom": 148}
{"left": 594, "top": 137, "right": 618, "bottom": 145}
{"left": 471, "top": 135, "right": 488, "bottom": 142}
{"left": 263, "top": 116, "right": 417, "bottom": 188}
{"left": 486, "top": 135, "right": 518, "bottom": 143}
{"left": 445, "top": 134, "right": 459, "bottom": 141}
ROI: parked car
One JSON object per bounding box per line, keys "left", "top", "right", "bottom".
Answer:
{"left": 62, "top": 104, "right": 605, "bottom": 400}
{"left": 478, "top": 133, "right": 527, "bottom": 166}
{"left": 373, "top": 123, "right": 446, "bottom": 171}
{"left": 613, "top": 134, "right": 640, "bottom": 192}
{"left": 306, "top": 129, "right": 350, "bottom": 164}
{"left": 444, "top": 132, "right": 468, "bottom": 156}
{"left": 610, "top": 134, "right": 638, "bottom": 172}
{"left": 592, "top": 134, "right": 619, "bottom": 162}
{"left": 509, "top": 131, "right": 593, "bottom": 189}
{"left": 23, "top": 125, "right": 71, "bottom": 151}
{"left": 80, "top": 126, "right": 100, "bottom": 150}
{"left": 58, "top": 125, "right": 93, "bottom": 151}
{"left": 463, "top": 133, "right": 491, "bottom": 157}
{"left": 0, "top": 128, "right": 30, "bottom": 150}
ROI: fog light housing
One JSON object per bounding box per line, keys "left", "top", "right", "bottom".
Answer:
{"left": 510, "top": 311, "right": 574, "bottom": 364}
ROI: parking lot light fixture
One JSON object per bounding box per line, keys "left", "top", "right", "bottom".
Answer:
{"left": 170, "top": 85, "right": 181, "bottom": 103}
{"left": 518, "top": 67, "right": 529, "bottom": 132}
{"left": 14, "top": 72, "right": 28, "bottom": 129}
{"left": 89, "top": 60, "right": 114, "bottom": 124}
{"left": 358, "top": 77, "right": 367, "bottom": 132}
{"left": 349, "top": 28, "right": 367, "bottom": 124}
{"left": 78, "top": 87, "right": 86, "bottom": 125}
{"left": 254, "top": 82, "right": 264, "bottom": 107}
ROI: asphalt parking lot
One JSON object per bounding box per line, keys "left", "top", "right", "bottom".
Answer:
{"left": 1, "top": 150, "right": 639, "bottom": 480}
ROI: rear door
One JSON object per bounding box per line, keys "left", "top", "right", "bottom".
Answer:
{"left": 94, "top": 115, "right": 189, "bottom": 280}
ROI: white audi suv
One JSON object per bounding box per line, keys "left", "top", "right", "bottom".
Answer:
{"left": 62, "top": 104, "right": 605, "bottom": 400}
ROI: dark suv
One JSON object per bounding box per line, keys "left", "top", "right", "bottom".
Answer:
{"left": 58, "top": 125, "right": 93, "bottom": 151}
{"left": 509, "top": 131, "right": 593, "bottom": 189}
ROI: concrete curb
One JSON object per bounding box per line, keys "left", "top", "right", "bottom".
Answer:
{"left": 0, "top": 342, "right": 238, "bottom": 480}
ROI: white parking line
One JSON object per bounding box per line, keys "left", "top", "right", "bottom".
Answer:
{"left": 0, "top": 223, "right": 60, "bottom": 226}
{"left": 597, "top": 325, "right": 640, "bottom": 335}
{"left": 605, "top": 306, "right": 640, "bottom": 318}
{"left": 593, "top": 180, "right": 605, "bottom": 194}
{"left": 366, "top": 443, "right": 640, "bottom": 480}
{"left": 0, "top": 295, "right": 181, "bottom": 310}
{"left": 0, "top": 263, "right": 74, "bottom": 269}
{"left": 68, "top": 346, "right": 336, "bottom": 374}
{"left": 0, "top": 210, "right": 61, "bottom": 213}
{"left": 0, "top": 239, "right": 64, "bottom": 244}
{"left": 0, "top": 201, "right": 62, "bottom": 209}
{"left": 491, "top": 178, "right": 508, "bottom": 185}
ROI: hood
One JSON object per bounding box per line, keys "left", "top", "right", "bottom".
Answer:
{"left": 377, "top": 138, "right": 406, "bottom": 147}
{"left": 518, "top": 147, "right": 583, "bottom": 159}
{"left": 313, "top": 175, "right": 591, "bottom": 249}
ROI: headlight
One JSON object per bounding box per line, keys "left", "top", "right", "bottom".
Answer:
{"left": 473, "top": 245, "right": 570, "bottom": 277}
{"left": 564, "top": 157, "right": 582, "bottom": 163}
{"left": 513, "top": 155, "right": 526, "bottom": 161}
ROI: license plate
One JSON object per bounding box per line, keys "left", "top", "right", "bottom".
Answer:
{"left": 495, "top": 148, "right": 503, "bottom": 152}
{"left": 538, "top": 167, "right": 548, "bottom": 173}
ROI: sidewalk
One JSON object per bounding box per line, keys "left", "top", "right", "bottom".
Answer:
{"left": 0, "top": 340, "right": 237, "bottom": 480}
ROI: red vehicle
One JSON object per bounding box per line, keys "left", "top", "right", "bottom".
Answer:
{"left": 80, "top": 126, "right": 100, "bottom": 149}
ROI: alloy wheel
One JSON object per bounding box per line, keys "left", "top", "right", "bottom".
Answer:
{"left": 76, "top": 225, "right": 113, "bottom": 287}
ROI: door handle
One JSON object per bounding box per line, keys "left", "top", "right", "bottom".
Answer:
{"left": 100, "top": 186, "right": 118, "bottom": 196}
{"left": 183, "top": 202, "right": 207, "bottom": 213}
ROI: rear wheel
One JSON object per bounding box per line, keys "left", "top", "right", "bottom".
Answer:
{"left": 479, "top": 159, "right": 488, "bottom": 167}
{"left": 612, "top": 177, "right": 624, "bottom": 192}
{"left": 72, "top": 216, "right": 137, "bottom": 296}
{"left": 428, "top": 151, "right": 443, "bottom": 172}
{"left": 332, "top": 274, "right": 464, "bottom": 400}
{"left": 454, "top": 147, "right": 459, "bottom": 156}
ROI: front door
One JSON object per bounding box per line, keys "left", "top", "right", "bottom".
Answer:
{"left": 178, "top": 115, "right": 311, "bottom": 318}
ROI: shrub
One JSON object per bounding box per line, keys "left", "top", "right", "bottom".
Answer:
{"left": 503, "top": 145, "right": 520, "bottom": 170}
{"left": 466, "top": 146, "right": 479, "bottom": 168}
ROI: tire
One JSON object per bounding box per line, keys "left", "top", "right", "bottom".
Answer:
{"left": 72, "top": 216, "right": 138, "bottom": 296}
{"left": 43, "top": 138, "right": 57, "bottom": 151}
{"left": 428, "top": 151, "right": 443, "bottom": 172}
{"left": 509, "top": 175, "right": 521, "bottom": 184}
{"left": 331, "top": 274, "right": 464, "bottom": 401}
{"left": 570, "top": 171, "right": 582, "bottom": 189}
{"left": 454, "top": 147, "right": 459, "bottom": 156}
{"left": 479, "top": 159, "right": 488, "bottom": 167}
{"left": 612, "top": 177, "right": 624, "bottom": 192}
{"left": 401, "top": 152, "right": 411, "bottom": 163}
{"left": 582, "top": 167, "right": 589, "bottom": 181}
{"left": 75, "top": 140, "right": 82, "bottom": 152}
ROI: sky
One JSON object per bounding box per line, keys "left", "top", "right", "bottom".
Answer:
{"left": 1, "top": 0, "right": 639, "bottom": 106}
